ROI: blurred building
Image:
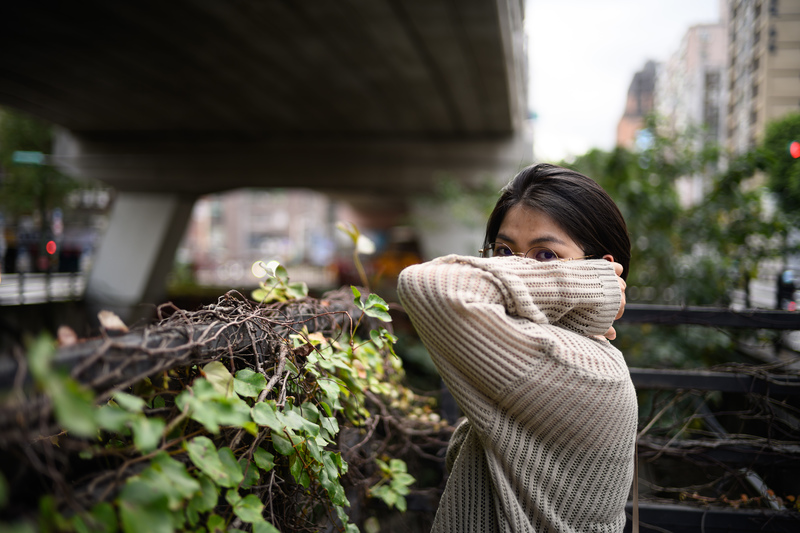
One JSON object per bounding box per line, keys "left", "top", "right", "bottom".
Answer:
{"left": 726, "top": 0, "right": 800, "bottom": 154}
{"left": 616, "top": 60, "right": 659, "bottom": 149}
{"left": 178, "top": 189, "right": 338, "bottom": 289}
{"left": 656, "top": 23, "right": 728, "bottom": 205}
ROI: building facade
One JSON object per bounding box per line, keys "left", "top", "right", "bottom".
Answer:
{"left": 726, "top": 0, "right": 800, "bottom": 154}
{"left": 617, "top": 61, "right": 659, "bottom": 149}
{"left": 656, "top": 23, "right": 728, "bottom": 204}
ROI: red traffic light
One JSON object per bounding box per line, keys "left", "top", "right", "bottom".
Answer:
{"left": 791, "top": 141, "right": 800, "bottom": 159}
{"left": 46, "top": 240, "right": 57, "bottom": 255}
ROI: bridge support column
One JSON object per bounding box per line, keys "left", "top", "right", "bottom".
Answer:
{"left": 86, "top": 192, "right": 196, "bottom": 325}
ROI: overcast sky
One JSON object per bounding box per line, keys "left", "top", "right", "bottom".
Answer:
{"left": 526, "top": 0, "right": 721, "bottom": 162}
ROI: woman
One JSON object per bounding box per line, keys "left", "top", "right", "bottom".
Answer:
{"left": 398, "top": 164, "right": 637, "bottom": 532}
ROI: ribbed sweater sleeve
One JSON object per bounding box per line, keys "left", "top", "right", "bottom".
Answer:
{"left": 397, "top": 255, "right": 622, "bottom": 402}
{"left": 397, "top": 255, "right": 637, "bottom": 533}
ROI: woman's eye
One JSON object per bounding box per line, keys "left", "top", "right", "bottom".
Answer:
{"left": 495, "top": 245, "right": 513, "bottom": 256}
{"left": 532, "top": 248, "right": 558, "bottom": 261}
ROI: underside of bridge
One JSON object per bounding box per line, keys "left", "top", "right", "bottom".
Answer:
{"left": 0, "top": 0, "right": 531, "bottom": 320}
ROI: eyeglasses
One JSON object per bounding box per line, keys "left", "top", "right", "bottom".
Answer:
{"left": 479, "top": 242, "right": 594, "bottom": 262}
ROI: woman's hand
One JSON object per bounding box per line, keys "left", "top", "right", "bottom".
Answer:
{"left": 604, "top": 262, "right": 626, "bottom": 340}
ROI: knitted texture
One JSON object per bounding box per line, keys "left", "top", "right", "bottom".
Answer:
{"left": 397, "top": 255, "right": 638, "bottom": 533}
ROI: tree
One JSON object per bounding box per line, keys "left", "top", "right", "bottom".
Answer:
{"left": 761, "top": 111, "right": 800, "bottom": 217}
{"left": 0, "top": 107, "right": 81, "bottom": 270}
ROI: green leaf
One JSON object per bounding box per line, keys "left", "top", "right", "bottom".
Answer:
{"left": 113, "top": 391, "right": 146, "bottom": 412}
{"left": 336, "top": 221, "right": 360, "bottom": 243}
{"left": 96, "top": 405, "right": 133, "bottom": 433}
{"left": 129, "top": 415, "right": 165, "bottom": 453}
{"left": 238, "top": 457, "right": 260, "bottom": 489}
{"left": 351, "top": 286, "right": 363, "bottom": 309}
{"left": 186, "top": 474, "right": 218, "bottom": 525}
{"left": 119, "top": 480, "right": 174, "bottom": 533}
{"left": 141, "top": 452, "right": 201, "bottom": 509}
{"left": 87, "top": 502, "right": 117, "bottom": 533}
{"left": 298, "top": 402, "right": 320, "bottom": 423}
{"left": 253, "top": 521, "right": 282, "bottom": 533}
{"left": 217, "top": 447, "right": 245, "bottom": 488}
{"left": 363, "top": 306, "right": 391, "bottom": 322}
{"left": 271, "top": 432, "right": 295, "bottom": 456}
{"left": 52, "top": 379, "right": 99, "bottom": 438}
{"left": 251, "top": 400, "right": 284, "bottom": 432}
{"left": 185, "top": 437, "right": 242, "bottom": 488}
{"left": 202, "top": 361, "right": 234, "bottom": 398}
{"left": 178, "top": 381, "right": 253, "bottom": 434}
{"left": 286, "top": 281, "right": 309, "bottom": 299}
{"left": 207, "top": 514, "right": 226, "bottom": 533}
{"left": 27, "top": 333, "right": 55, "bottom": 384}
{"left": 283, "top": 408, "right": 320, "bottom": 437}
{"left": 226, "top": 490, "right": 265, "bottom": 524}
{"left": 254, "top": 448, "right": 275, "bottom": 472}
{"left": 234, "top": 369, "right": 267, "bottom": 398}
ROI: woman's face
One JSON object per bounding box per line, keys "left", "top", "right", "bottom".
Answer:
{"left": 495, "top": 204, "right": 586, "bottom": 260}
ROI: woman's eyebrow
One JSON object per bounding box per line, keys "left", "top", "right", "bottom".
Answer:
{"left": 526, "top": 235, "right": 567, "bottom": 246}
{"left": 497, "top": 233, "right": 567, "bottom": 247}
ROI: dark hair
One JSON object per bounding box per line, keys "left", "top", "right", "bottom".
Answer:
{"left": 484, "top": 164, "right": 631, "bottom": 280}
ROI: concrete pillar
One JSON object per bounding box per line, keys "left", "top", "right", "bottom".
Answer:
{"left": 86, "top": 192, "right": 196, "bottom": 325}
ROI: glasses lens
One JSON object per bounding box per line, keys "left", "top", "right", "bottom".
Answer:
{"left": 482, "top": 243, "right": 514, "bottom": 258}
{"left": 526, "top": 247, "right": 559, "bottom": 262}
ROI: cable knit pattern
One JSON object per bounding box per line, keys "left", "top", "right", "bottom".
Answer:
{"left": 397, "top": 255, "right": 637, "bottom": 533}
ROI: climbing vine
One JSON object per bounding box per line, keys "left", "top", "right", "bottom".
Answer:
{"left": 0, "top": 263, "right": 449, "bottom": 532}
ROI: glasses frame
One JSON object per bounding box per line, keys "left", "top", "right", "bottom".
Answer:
{"left": 479, "top": 242, "right": 595, "bottom": 262}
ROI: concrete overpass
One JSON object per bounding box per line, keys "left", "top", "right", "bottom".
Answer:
{"left": 0, "top": 0, "right": 531, "bottom": 320}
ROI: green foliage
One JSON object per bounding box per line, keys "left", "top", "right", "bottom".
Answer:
{"left": 0, "top": 107, "right": 80, "bottom": 219}
{"left": 2, "top": 271, "right": 425, "bottom": 532}
{"left": 368, "top": 459, "right": 416, "bottom": 512}
{"left": 761, "top": 111, "right": 800, "bottom": 216}
{"left": 563, "top": 113, "right": 800, "bottom": 366}
{"left": 251, "top": 260, "right": 309, "bottom": 303}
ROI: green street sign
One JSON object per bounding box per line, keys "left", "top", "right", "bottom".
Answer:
{"left": 11, "top": 150, "right": 47, "bottom": 165}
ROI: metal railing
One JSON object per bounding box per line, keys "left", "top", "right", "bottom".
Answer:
{"left": 0, "top": 272, "right": 86, "bottom": 305}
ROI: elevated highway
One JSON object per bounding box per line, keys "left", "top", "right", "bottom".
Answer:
{"left": 0, "top": 0, "right": 531, "bottom": 320}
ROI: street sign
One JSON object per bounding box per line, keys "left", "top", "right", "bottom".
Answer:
{"left": 11, "top": 150, "right": 47, "bottom": 165}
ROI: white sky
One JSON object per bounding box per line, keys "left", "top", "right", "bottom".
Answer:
{"left": 526, "top": 0, "right": 721, "bottom": 162}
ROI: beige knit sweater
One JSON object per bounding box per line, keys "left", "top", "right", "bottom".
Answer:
{"left": 397, "top": 255, "right": 638, "bottom": 533}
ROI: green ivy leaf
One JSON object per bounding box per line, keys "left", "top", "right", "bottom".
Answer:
{"left": 286, "top": 281, "right": 309, "bottom": 299}
{"left": 27, "top": 334, "right": 56, "bottom": 385}
{"left": 185, "top": 437, "right": 243, "bottom": 488}
{"left": 234, "top": 369, "right": 267, "bottom": 398}
{"left": 129, "top": 415, "right": 165, "bottom": 453}
{"left": 207, "top": 514, "right": 226, "bottom": 533}
{"left": 226, "top": 490, "right": 265, "bottom": 524}
{"left": 202, "top": 361, "right": 235, "bottom": 398}
{"left": 142, "top": 452, "right": 201, "bottom": 510}
{"left": 254, "top": 447, "right": 275, "bottom": 472}
{"left": 271, "top": 432, "right": 295, "bottom": 456}
{"left": 96, "top": 405, "right": 133, "bottom": 433}
{"left": 178, "top": 380, "right": 253, "bottom": 434}
{"left": 238, "top": 457, "right": 260, "bottom": 489}
{"left": 119, "top": 480, "right": 174, "bottom": 533}
{"left": 87, "top": 502, "right": 117, "bottom": 533}
{"left": 52, "top": 379, "right": 99, "bottom": 438}
{"left": 351, "top": 286, "right": 363, "bottom": 309}
{"left": 283, "top": 408, "right": 320, "bottom": 437}
{"left": 250, "top": 400, "right": 284, "bottom": 432}
{"left": 253, "top": 520, "right": 282, "bottom": 533}
{"left": 186, "top": 474, "right": 218, "bottom": 526}
{"left": 113, "top": 391, "right": 146, "bottom": 412}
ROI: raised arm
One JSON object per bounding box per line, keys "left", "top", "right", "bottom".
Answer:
{"left": 397, "top": 255, "right": 623, "bottom": 400}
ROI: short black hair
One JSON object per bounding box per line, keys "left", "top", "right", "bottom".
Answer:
{"left": 484, "top": 164, "right": 631, "bottom": 280}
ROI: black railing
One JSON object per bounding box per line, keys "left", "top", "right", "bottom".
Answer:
{"left": 620, "top": 304, "right": 800, "bottom": 533}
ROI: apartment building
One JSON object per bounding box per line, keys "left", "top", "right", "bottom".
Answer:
{"left": 727, "top": 0, "right": 800, "bottom": 154}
